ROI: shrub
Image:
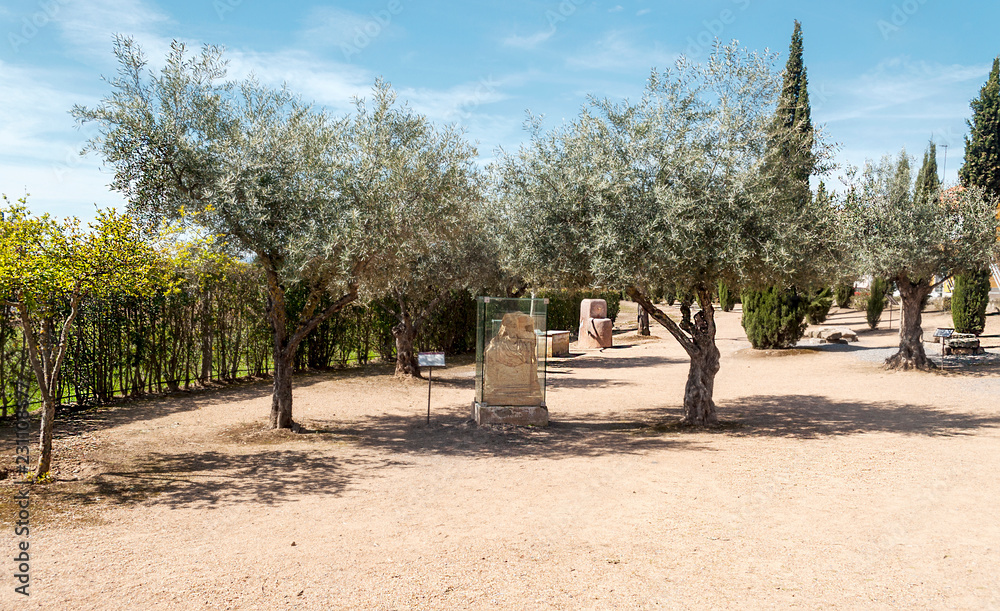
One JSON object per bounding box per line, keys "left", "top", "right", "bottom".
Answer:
{"left": 741, "top": 287, "right": 808, "bottom": 349}
{"left": 805, "top": 287, "right": 833, "bottom": 325}
{"left": 663, "top": 286, "right": 676, "bottom": 306}
{"left": 952, "top": 270, "right": 991, "bottom": 335}
{"left": 718, "top": 281, "right": 736, "bottom": 312}
{"left": 834, "top": 283, "right": 854, "bottom": 308}
{"left": 866, "top": 278, "right": 890, "bottom": 329}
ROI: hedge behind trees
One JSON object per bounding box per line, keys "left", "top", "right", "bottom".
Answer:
{"left": 1, "top": 260, "right": 480, "bottom": 415}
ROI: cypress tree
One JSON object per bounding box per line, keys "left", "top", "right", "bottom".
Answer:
{"left": 960, "top": 57, "right": 1000, "bottom": 196}
{"left": 914, "top": 141, "right": 940, "bottom": 207}
{"left": 742, "top": 21, "right": 819, "bottom": 348}
{"left": 954, "top": 57, "right": 1000, "bottom": 334}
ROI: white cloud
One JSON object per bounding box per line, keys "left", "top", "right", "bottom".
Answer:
{"left": 820, "top": 57, "right": 989, "bottom": 124}
{"left": 566, "top": 29, "right": 678, "bottom": 72}
{"left": 608, "top": 6, "right": 624, "bottom": 13}
{"left": 56, "top": 0, "right": 173, "bottom": 65}
{"left": 637, "top": 8, "right": 651, "bottom": 16}
{"left": 502, "top": 29, "right": 554, "bottom": 50}
{"left": 299, "top": 6, "right": 404, "bottom": 51}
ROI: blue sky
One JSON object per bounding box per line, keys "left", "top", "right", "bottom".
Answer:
{"left": 1, "top": 0, "right": 998, "bottom": 219}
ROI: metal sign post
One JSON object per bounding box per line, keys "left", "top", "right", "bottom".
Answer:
{"left": 933, "top": 328, "right": 954, "bottom": 367}
{"left": 417, "top": 352, "right": 446, "bottom": 424}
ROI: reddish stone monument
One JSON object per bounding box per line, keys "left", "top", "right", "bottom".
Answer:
{"left": 578, "top": 298, "right": 613, "bottom": 349}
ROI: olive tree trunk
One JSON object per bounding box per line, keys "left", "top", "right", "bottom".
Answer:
{"left": 390, "top": 290, "right": 454, "bottom": 379}
{"left": 262, "top": 259, "right": 359, "bottom": 430}
{"left": 885, "top": 277, "right": 935, "bottom": 371}
{"left": 637, "top": 305, "right": 650, "bottom": 336}
{"left": 628, "top": 286, "right": 720, "bottom": 425}
{"left": 392, "top": 318, "right": 421, "bottom": 378}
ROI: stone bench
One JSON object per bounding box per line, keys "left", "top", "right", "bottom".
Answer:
{"left": 942, "top": 334, "right": 985, "bottom": 356}
{"left": 545, "top": 331, "right": 571, "bottom": 357}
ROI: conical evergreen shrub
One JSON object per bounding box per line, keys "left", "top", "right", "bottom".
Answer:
{"left": 741, "top": 287, "right": 808, "bottom": 349}
{"left": 952, "top": 270, "right": 991, "bottom": 335}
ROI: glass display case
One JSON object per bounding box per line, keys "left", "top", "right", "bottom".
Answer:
{"left": 474, "top": 297, "right": 548, "bottom": 422}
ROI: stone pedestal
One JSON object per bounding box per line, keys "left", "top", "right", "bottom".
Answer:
{"left": 546, "top": 331, "right": 571, "bottom": 357}
{"left": 473, "top": 402, "right": 549, "bottom": 426}
{"left": 578, "top": 299, "right": 613, "bottom": 349}
{"left": 943, "top": 335, "right": 985, "bottom": 355}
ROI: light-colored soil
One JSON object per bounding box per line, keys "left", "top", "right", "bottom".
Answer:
{"left": 2, "top": 304, "right": 999, "bottom": 610}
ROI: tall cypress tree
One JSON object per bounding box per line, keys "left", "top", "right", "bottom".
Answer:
{"left": 960, "top": 57, "right": 1000, "bottom": 197}
{"left": 773, "top": 20, "right": 814, "bottom": 188}
{"left": 742, "top": 21, "right": 818, "bottom": 349}
{"left": 914, "top": 141, "right": 940, "bottom": 207}
{"left": 954, "top": 57, "right": 1000, "bottom": 334}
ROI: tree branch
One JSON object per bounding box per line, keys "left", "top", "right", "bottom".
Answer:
{"left": 627, "top": 286, "right": 696, "bottom": 355}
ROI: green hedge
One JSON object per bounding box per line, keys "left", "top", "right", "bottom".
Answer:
{"left": 536, "top": 289, "right": 622, "bottom": 333}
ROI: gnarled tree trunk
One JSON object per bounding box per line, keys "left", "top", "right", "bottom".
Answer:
{"left": 628, "top": 286, "right": 720, "bottom": 425}
{"left": 885, "top": 276, "right": 935, "bottom": 371}
{"left": 392, "top": 317, "right": 421, "bottom": 378}
{"left": 637, "top": 305, "right": 650, "bottom": 336}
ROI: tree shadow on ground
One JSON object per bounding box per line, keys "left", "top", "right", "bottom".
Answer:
{"left": 31, "top": 448, "right": 393, "bottom": 513}
{"left": 551, "top": 355, "right": 685, "bottom": 371}
{"left": 711, "top": 394, "right": 1000, "bottom": 439}
{"left": 309, "top": 404, "right": 707, "bottom": 460}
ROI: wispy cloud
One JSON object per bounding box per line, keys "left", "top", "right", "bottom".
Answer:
{"left": 299, "top": 6, "right": 404, "bottom": 51}
{"left": 56, "top": 0, "right": 172, "bottom": 64}
{"left": 502, "top": 29, "right": 554, "bottom": 50}
{"left": 565, "top": 29, "right": 677, "bottom": 72}
{"left": 820, "top": 57, "right": 989, "bottom": 124}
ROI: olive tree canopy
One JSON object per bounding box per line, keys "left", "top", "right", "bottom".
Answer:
{"left": 494, "top": 43, "right": 841, "bottom": 425}
{"left": 74, "top": 36, "right": 481, "bottom": 428}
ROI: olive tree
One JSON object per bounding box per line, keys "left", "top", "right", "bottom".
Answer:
{"left": 74, "top": 37, "right": 480, "bottom": 428}
{"left": 0, "top": 198, "right": 154, "bottom": 476}
{"left": 378, "top": 207, "right": 503, "bottom": 378}
{"left": 843, "top": 151, "right": 1000, "bottom": 370}
{"left": 494, "top": 44, "right": 841, "bottom": 425}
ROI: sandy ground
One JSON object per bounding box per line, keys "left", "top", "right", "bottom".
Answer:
{"left": 2, "top": 303, "right": 999, "bottom": 610}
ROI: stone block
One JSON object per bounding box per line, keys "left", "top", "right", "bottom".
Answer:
{"left": 473, "top": 403, "right": 548, "bottom": 426}
{"left": 546, "top": 331, "right": 571, "bottom": 357}
{"left": 578, "top": 317, "right": 613, "bottom": 349}
{"left": 580, "top": 298, "right": 607, "bottom": 321}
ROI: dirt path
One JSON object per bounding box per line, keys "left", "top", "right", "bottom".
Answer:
{"left": 2, "top": 305, "right": 999, "bottom": 609}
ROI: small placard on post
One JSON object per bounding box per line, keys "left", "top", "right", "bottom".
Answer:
{"left": 418, "top": 352, "right": 445, "bottom": 425}
{"left": 418, "top": 352, "right": 446, "bottom": 368}
{"left": 933, "top": 328, "right": 954, "bottom": 338}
